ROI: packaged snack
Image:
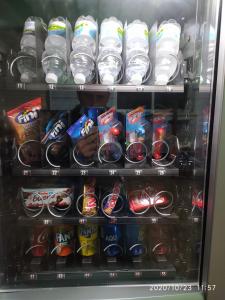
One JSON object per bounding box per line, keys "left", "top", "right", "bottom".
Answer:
{"left": 97, "top": 107, "right": 123, "bottom": 163}
{"left": 41, "top": 111, "right": 68, "bottom": 144}
{"left": 67, "top": 114, "right": 94, "bottom": 144}
{"left": 126, "top": 106, "right": 151, "bottom": 163}
{"left": 103, "top": 181, "right": 121, "bottom": 215}
{"left": 7, "top": 97, "right": 42, "bottom": 145}
{"left": 82, "top": 177, "right": 97, "bottom": 216}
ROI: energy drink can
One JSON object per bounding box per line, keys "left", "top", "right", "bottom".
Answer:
{"left": 101, "top": 224, "right": 123, "bottom": 257}
{"left": 78, "top": 224, "right": 98, "bottom": 257}
{"left": 125, "top": 224, "right": 146, "bottom": 257}
{"left": 53, "top": 225, "right": 74, "bottom": 257}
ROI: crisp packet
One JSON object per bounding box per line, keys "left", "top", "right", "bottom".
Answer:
{"left": 82, "top": 177, "right": 97, "bottom": 216}
{"left": 7, "top": 97, "right": 42, "bottom": 145}
{"left": 41, "top": 111, "right": 68, "bottom": 144}
{"left": 67, "top": 114, "right": 94, "bottom": 144}
{"left": 103, "top": 181, "right": 121, "bottom": 215}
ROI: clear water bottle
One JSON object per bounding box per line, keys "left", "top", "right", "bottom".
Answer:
{"left": 155, "top": 53, "right": 178, "bottom": 85}
{"left": 70, "top": 46, "right": 95, "bottom": 84}
{"left": 72, "top": 16, "right": 97, "bottom": 55}
{"left": 156, "top": 20, "right": 181, "bottom": 56}
{"left": 16, "top": 48, "right": 37, "bottom": 83}
{"left": 126, "top": 20, "right": 149, "bottom": 56}
{"left": 20, "top": 17, "right": 37, "bottom": 50}
{"left": 97, "top": 50, "right": 123, "bottom": 85}
{"left": 99, "top": 17, "right": 123, "bottom": 54}
{"left": 125, "top": 50, "right": 150, "bottom": 85}
{"left": 45, "top": 17, "right": 71, "bottom": 53}
{"left": 42, "top": 49, "right": 67, "bottom": 84}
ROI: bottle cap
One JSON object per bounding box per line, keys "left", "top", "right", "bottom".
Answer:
{"left": 130, "top": 73, "right": 143, "bottom": 85}
{"left": 74, "top": 73, "right": 86, "bottom": 84}
{"left": 155, "top": 74, "right": 169, "bottom": 85}
{"left": 21, "top": 72, "right": 32, "bottom": 83}
{"left": 102, "top": 74, "right": 114, "bottom": 85}
{"left": 46, "top": 72, "right": 58, "bottom": 84}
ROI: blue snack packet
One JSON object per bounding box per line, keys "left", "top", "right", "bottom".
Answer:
{"left": 41, "top": 111, "right": 68, "bottom": 145}
{"left": 67, "top": 114, "right": 94, "bottom": 144}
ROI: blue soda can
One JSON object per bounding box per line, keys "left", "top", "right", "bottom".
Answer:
{"left": 84, "top": 107, "right": 105, "bottom": 125}
{"left": 125, "top": 224, "right": 146, "bottom": 256}
{"left": 101, "top": 224, "right": 123, "bottom": 257}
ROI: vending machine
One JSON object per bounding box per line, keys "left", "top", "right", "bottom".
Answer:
{"left": 0, "top": 0, "right": 224, "bottom": 299}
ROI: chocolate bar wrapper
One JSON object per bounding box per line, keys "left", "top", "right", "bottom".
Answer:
{"left": 82, "top": 178, "right": 97, "bottom": 216}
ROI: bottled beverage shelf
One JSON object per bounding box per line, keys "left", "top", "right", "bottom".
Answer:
{"left": 17, "top": 214, "right": 201, "bottom": 226}
{"left": 7, "top": 82, "right": 185, "bottom": 93}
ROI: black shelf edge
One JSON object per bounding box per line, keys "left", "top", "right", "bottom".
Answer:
{"left": 17, "top": 214, "right": 201, "bottom": 226}
{"left": 8, "top": 83, "right": 184, "bottom": 93}
{"left": 12, "top": 167, "right": 180, "bottom": 177}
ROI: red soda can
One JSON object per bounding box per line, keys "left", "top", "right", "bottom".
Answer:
{"left": 30, "top": 225, "right": 49, "bottom": 257}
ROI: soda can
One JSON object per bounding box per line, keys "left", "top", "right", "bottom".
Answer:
{"left": 28, "top": 225, "right": 49, "bottom": 257}
{"left": 53, "top": 225, "right": 74, "bottom": 257}
{"left": 77, "top": 224, "right": 98, "bottom": 257}
{"left": 125, "top": 224, "right": 146, "bottom": 257}
{"left": 101, "top": 224, "right": 123, "bottom": 257}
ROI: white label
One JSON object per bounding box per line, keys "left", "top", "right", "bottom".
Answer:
{"left": 24, "top": 21, "right": 35, "bottom": 33}
{"left": 100, "top": 21, "right": 123, "bottom": 43}
{"left": 126, "top": 23, "right": 148, "bottom": 44}
{"left": 74, "top": 20, "right": 97, "bottom": 40}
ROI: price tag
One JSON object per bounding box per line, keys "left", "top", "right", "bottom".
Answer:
{"left": 84, "top": 272, "right": 92, "bottom": 279}
{"left": 43, "top": 219, "right": 52, "bottom": 225}
{"left": 109, "top": 218, "right": 117, "bottom": 224}
{"left": 17, "top": 83, "right": 26, "bottom": 89}
{"left": 160, "top": 271, "right": 167, "bottom": 277}
{"left": 57, "top": 273, "right": 65, "bottom": 280}
{"left": 23, "top": 170, "right": 31, "bottom": 176}
{"left": 134, "top": 271, "right": 142, "bottom": 278}
{"left": 80, "top": 169, "right": 88, "bottom": 176}
{"left": 151, "top": 217, "right": 158, "bottom": 224}
{"left": 107, "top": 86, "right": 116, "bottom": 92}
{"left": 109, "top": 169, "right": 117, "bottom": 176}
{"left": 109, "top": 272, "right": 118, "bottom": 278}
{"left": 79, "top": 218, "right": 87, "bottom": 224}
{"left": 48, "top": 83, "right": 56, "bottom": 90}
{"left": 78, "top": 85, "right": 85, "bottom": 91}
{"left": 136, "top": 86, "right": 144, "bottom": 92}
{"left": 135, "top": 169, "right": 143, "bottom": 176}
{"left": 193, "top": 217, "right": 199, "bottom": 223}
{"left": 158, "top": 168, "right": 166, "bottom": 176}
{"left": 29, "top": 273, "right": 37, "bottom": 280}
{"left": 51, "top": 169, "right": 60, "bottom": 176}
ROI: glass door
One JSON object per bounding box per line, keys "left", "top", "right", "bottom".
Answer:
{"left": 0, "top": 0, "right": 220, "bottom": 292}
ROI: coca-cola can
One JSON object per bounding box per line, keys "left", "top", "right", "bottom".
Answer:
{"left": 28, "top": 225, "right": 49, "bottom": 257}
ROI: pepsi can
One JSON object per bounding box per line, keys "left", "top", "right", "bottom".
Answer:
{"left": 101, "top": 224, "right": 123, "bottom": 257}
{"left": 125, "top": 224, "right": 146, "bottom": 256}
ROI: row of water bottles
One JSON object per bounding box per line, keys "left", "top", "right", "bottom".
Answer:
{"left": 14, "top": 16, "right": 181, "bottom": 85}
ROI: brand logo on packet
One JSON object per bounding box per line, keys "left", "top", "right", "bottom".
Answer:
{"left": 36, "top": 229, "right": 49, "bottom": 244}
{"left": 56, "top": 232, "right": 73, "bottom": 244}
{"left": 81, "top": 119, "right": 94, "bottom": 136}
{"left": 16, "top": 109, "right": 39, "bottom": 124}
{"left": 49, "top": 120, "right": 66, "bottom": 139}
{"left": 80, "top": 226, "right": 96, "bottom": 238}
{"left": 105, "top": 234, "right": 117, "bottom": 242}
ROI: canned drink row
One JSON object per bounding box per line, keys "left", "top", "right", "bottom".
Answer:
{"left": 25, "top": 224, "right": 173, "bottom": 260}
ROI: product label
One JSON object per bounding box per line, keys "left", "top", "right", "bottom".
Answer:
{"left": 24, "top": 21, "right": 35, "bottom": 34}
{"left": 74, "top": 20, "right": 97, "bottom": 40}
{"left": 16, "top": 109, "right": 39, "bottom": 124}
{"left": 78, "top": 225, "right": 98, "bottom": 256}
{"left": 100, "top": 21, "right": 124, "bottom": 43}
{"left": 126, "top": 23, "right": 148, "bottom": 44}
{"left": 48, "top": 20, "right": 66, "bottom": 37}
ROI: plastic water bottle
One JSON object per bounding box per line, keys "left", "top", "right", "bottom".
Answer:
{"left": 99, "top": 17, "right": 123, "bottom": 54}
{"left": 156, "top": 20, "right": 181, "bottom": 56}
{"left": 42, "top": 49, "right": 67, "bottom": 84}
{"left": 97, "top": 50, "right": 123, "bottom": 85}
{"left": 125, "top": 50, "right": 150, "bottom": 85}
{"left": 125, "top": 21, "right": 150, "bottom": 85}
{"left": 72, "top": 16, "right": 97, "bottom": 55}
{"left": 154, "top": 54, "right": 178, "bottom": 85}
{"left": 70, "top": 46, "right": 95, "bottom": 84}
{"left": 16, "top": 17, "right": 46, "bottom": 83}
{"left": 45, "top": 17, "right": 71, "bottom": 53}
{"left": 126, "top": 20, "right": 149, "bottom": 55}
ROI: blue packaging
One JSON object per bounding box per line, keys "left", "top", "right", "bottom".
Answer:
{"left": 101, "top": 224, "right": 123, "bottom": 257}
{"left": 67, "top": 114, "right": 94, "bottom": 144}
{"left": 41, "top": 111, "right": 68, "bottom": 144}
{"left": 84, "top": 107, "right": 105, "bottom": 125}
{"left": 125, "top": 224, "right": 145, "bottom": 257}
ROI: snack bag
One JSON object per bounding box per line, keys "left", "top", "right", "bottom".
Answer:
{"left": 126, "top": 106, "right": 151, "bottom": 163}
{"left": 103, "top": 181, "right": 121, "bottom": 215}
{"left": 82, "top": 177, "right": 97, "bottom": 216}
{"left": 7, "top": 97, "right": 42, "bottom": 145}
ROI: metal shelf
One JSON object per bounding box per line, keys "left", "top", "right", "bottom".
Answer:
{"left": 17, "top": 214, "right": 201, "bottom": 226}
{"left": 12, "top": 166, "right": 180, "bottom": 177}
{"left": 12, "top": 83, "right": 184, "bottom": 93}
